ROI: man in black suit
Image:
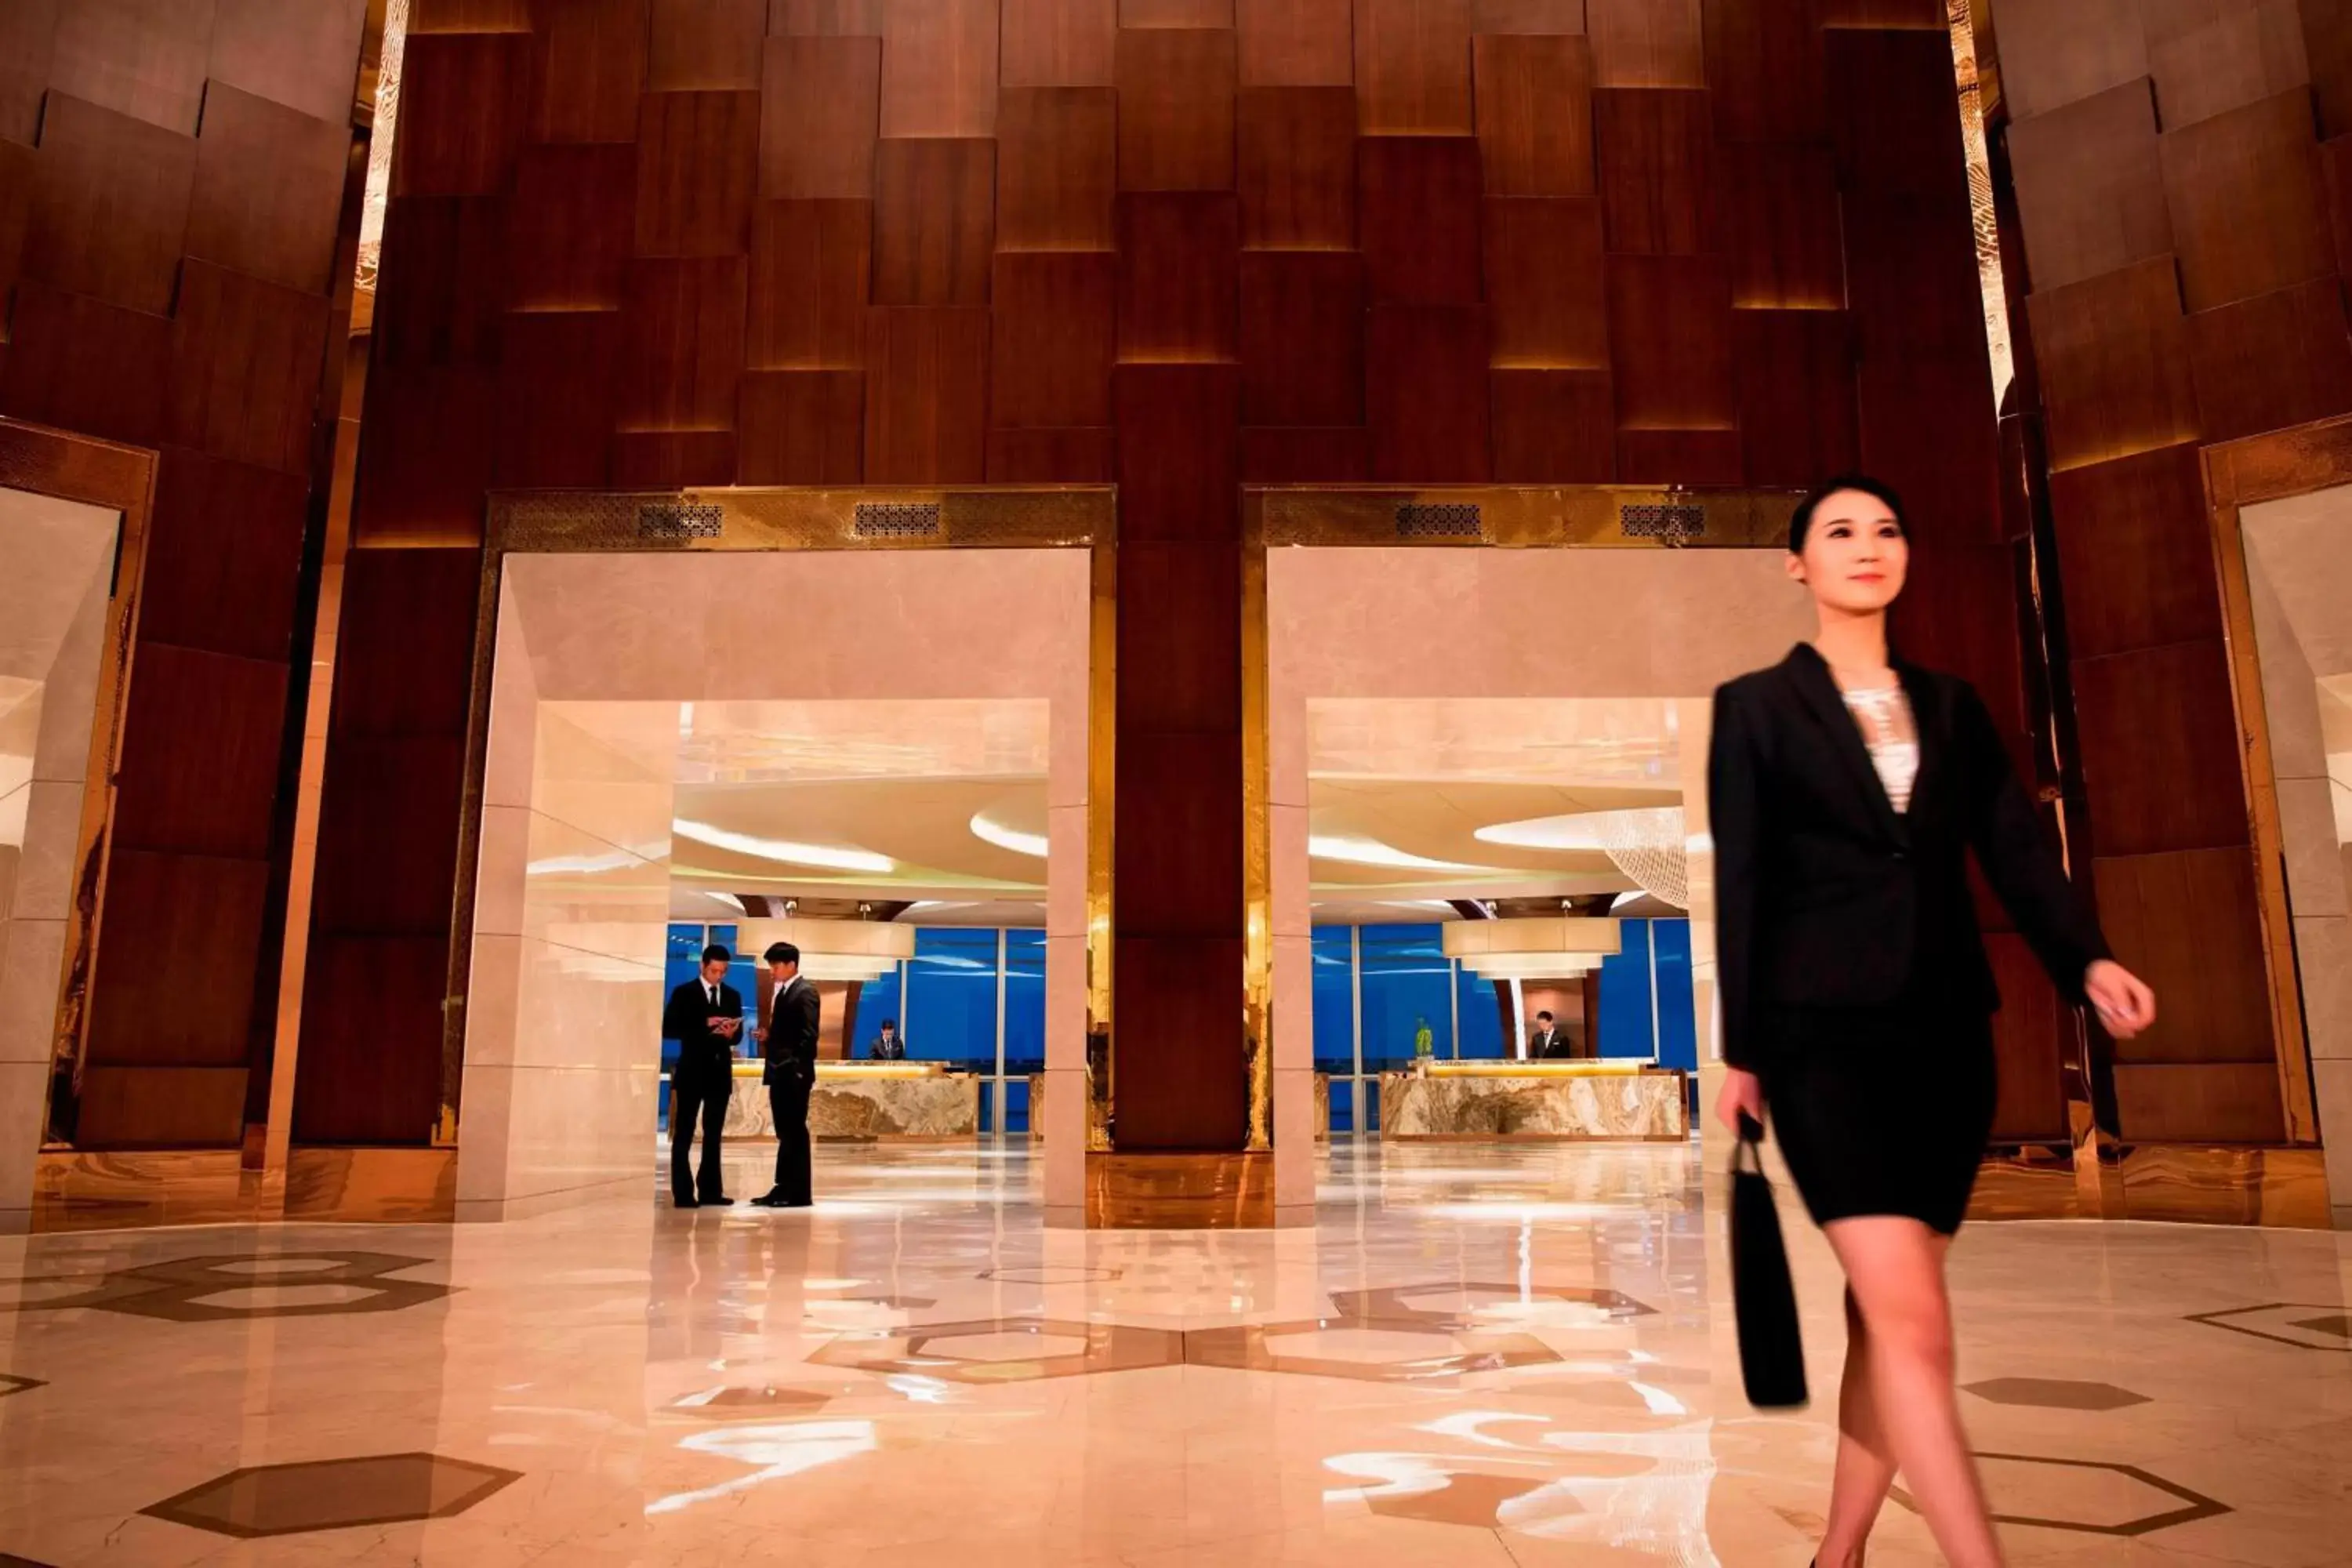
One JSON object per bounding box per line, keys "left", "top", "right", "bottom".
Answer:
{"left": 870, "top": 1019, "right": 905, "bottom": 1060}
{"left": 1530, "top": 1010, "right": 1573, "bottom": 1059}
{"left": 750, "top": 941, "right": 821, "bottom": 1208}
{"left": 662, "top": 942, "right": 742, "bottom": 1209}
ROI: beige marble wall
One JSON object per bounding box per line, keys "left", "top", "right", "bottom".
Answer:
{"left": 2241, "top": 488, "right": 2352, "bottom": 1228}
{"left": 459, "top": 549, "right": 1093, "bottom": 1218}
{"left": 0, "top": 490, "right": 120, "bottom": 1227}
{"left": 1266, "top": 548, "right": 1815, "bottom": 1200}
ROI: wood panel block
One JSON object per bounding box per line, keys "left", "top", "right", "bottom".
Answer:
{"left": 2048, "top": 445, "right": 2223, "bottom": 659}
{"left": 1238, "top": 85, "right": 1357, "bottom": 248}
{"left": 1109, "top": 935, "right": 1247, "bottom": 1147}
{"left": 185, "top": 83, "right": 348, "bottom": 296}
{"left": 760, "top": 34, "right": 882, "bottom": 198}
{"left": 23, "top": 93, "right": 194, "bottom": 316}
{"left": 1240, "top": 251, "right": 1365, "bottom": 424}
{"left": 864, "top": 307, "right": 990, "bottom": 480}
{"left": 1127, "top": 0, "right": 1235, "bottom": 22}
{"left": 83, "top": 850, "right": 270, "bottom": 1074}
{"left": 1815, "top": 0, "right": 1940, "bottom": 23}
{"left": 772, "top": 0, "right": 885, "bottom": 32}
{"left": 2187, "top": 276, "right": 2352, "bottom": 443}
{"left": 1981, "top": 0, "right": 2146, "bottom": 122}
{"left": 1118, "top": 193, "right": 1241, "bottom": 360}
{"left": 1715, "top": 143, "right": 1842, "bottom": 309}
{"left": 392, "top": 31, "right": 532, "bottom": 197}
{"left": 506, "top": 143, "right": 636, "bottom": 311}
{"left": 998, "top": 88, "right": 1117, "bottom": 249}
{"left": 1355, "top": 0, "right": 1473, "bottom": 132}
{"left": 1616, "top": 426, "right": 1738, "bottom": 482}
{"left": 0, "top": 139, "right": 26, "bottom": 294}
{"left": 528, "top": 0, "right": 650, "bottom": 143}
{"left": 2143, "top": 0, "right": 2308, "bottom": 132}
{"left": 373, "top": 194, "right": 507, "bottom": 368}
{"left": 1484, "top": 196, "right": 1605, "bottom": 366}
{"left": 1359, "top": 135, "right": 1481, "bottom": 302}
{"left": 1114, "top": 363, "right": 1241, "bottom": 541}
{"left": 1490, "top": 367, "right": 1613, "bottom": 480}
{"left": 1240, "top": 424, "right": 1369, "bottom": 479}
{"left": 612, "top": 429, "right": 739, "bottom": 486}
{"left": 1118, "top": 543, "right": 1242, "bottom": 731}
{"left": 2160, "top": 89, "right": 2334, "bottom": 312}
{"left": 329, "top": 546, "right": 482, "bottom": 739}
{"left": 1594, "top": 86, "right": 1709, "bottom": 254}
{"left": 619, "top": 255, "right": 750, "bottom": 429}
{"left": 738, "top": 369, "right": 864, "bottom": 480}
{"left": 140, "top": 448, "right": 310, "bottom": 663}
{"left": 311, "top": 736, "right": 469, "bottom": 931}
{"left": 1584, "top": 0, "right": 1701, "bottom": 88}
{"left": 1116, "top": 733, "right": 1245, "bottom": 924}
{"left": 1824, "top": 27, "right": 1966, "bottom": 201}
{"left": 1002, "top": 0, "right": 1117, "bottom": 85}
{"left": 0, "top": 0, "right": 56, "bottom": 145}
{"left": 167, "top": 260, "right": 335, "bottom": 475}
{"left": 292, "top": 935, "right": 450, "bottom": 1145}
{"left": 993, "top": 251, "right": 1118, "bottom": 426}
{"left": 650, "top": 0, "right": 768, "bottom": 89}
{"left": 73, "top": 1069, "right": 249, "bottom": 1145}
{"left": 2006, "top": 80, "right": 2171, "bottom": 296}
{"left": 748, "top": 198, "right": 872, "bottom": 368}
{"left": 989, "top": 426, "right": 1118, "bottom": 480}
{"left": 1735, "top": 309, "right": 1857, "bottom": 487}
{"left": 1703, "top": 0, "right": 1823, "bottom": 144}
{"left": 1886, "top": 539, "right": 2019, "bottom": 710}
{"left": 350, "top": 366, "right": 499, "bottom": 545}
{"left": 1240, "top": 0, "right": 1353, "bottom": 84}
{"left": 209, "top": 0, "right": 371, "bottom": 126}
{"left": 2073, "top": 640, "right": 2252, "bottom": 856}
{"left": 1117, "top": 26, "right": 1240, "bottom": 191}
{"left": 1474, "top": 0, "right": 1584, "bottom": 31}
{"left": 1842, "top": 194, "right": 1988, "bottom": 362}
{"left": 2112, "top": 1063, "right": 2283, "bottom": 1142}
{"left": 637, "top": 90, "right": 760, "bottom": 256}
{"left": 495, "top": 310, "right": 624, "bottom": 487}
{"left": 411, "top": 0, "right": 533, "bottom": 30}
{"left": 1855, "top": 354, "right": 2002, "bottom": 547}
{"left": 0, "top": 281, "right": 172, "bottom": 447}
{"left": 113, "top": 644, "right": 289, "bottom": 859}
{"left": 1367, "top": 303, "right": 1492, "bottom": 479}
{"left": 2092, "top": 847, "right": 2274, "bottom": 1079}
{"left": 2310, "top": 0, "right": 2352, "bottom": 140}
{"left": 880, "top": 0, "right": 1000, "bottom": 137}
{"left": 1605, "top": 252, "right": 1732, "bottom": 429}
{"left": 48, "top": 0, "right": 211, "bottom": 133}
{"left": 2024, "top": 256, "right": 2201, "bottom": 472}
{"left": 1473, "top": 34, "right": 1594, "bottom": 195}
{"left": 873, "top": 137, "right": 996, "bottom": 304}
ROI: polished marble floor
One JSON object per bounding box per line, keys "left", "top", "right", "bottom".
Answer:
{"left": 0, "top": 1141, "right": 2347, "bottom": 1566}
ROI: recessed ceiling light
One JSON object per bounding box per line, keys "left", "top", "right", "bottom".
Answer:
{"left": 969, "top": 812, "right": 1049, "bottom": 858}
{"left": 671, "top": 818, "right": 895, "bottom": 873}
{"left": 1308, "top": 834, "right": 1487, "bottom": 872}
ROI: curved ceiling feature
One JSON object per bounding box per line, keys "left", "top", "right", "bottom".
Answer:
{"left": 670, "top": 818, "right": 896, "bottom": 873}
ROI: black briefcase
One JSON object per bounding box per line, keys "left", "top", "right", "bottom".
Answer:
{"left": 1730, "top": 1112, "right": 1808, "bottom": 1409}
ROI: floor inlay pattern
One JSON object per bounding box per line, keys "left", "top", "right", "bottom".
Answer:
{"left": 141, "top": 1454, "right": 521, "bottom": 1538}
{"left": 2, "top": 1252, "right": 452, "bottom": 1323}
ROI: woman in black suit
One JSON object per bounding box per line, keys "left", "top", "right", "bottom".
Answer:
{"left": 1709, "top": 475, "right": 2156, "bottom": 1568}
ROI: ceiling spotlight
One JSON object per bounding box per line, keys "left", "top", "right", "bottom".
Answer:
{"left": 670, "top": 818, "right": 895, "bottom": 874}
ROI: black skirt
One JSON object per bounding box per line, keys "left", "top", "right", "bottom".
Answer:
{"left": 1762, "top": 1001, "right": 1998, "bottom": 1237}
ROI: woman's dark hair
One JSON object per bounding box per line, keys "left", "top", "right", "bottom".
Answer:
{"left": 1788, "top": 472, "right": 1906, "bottom": 554}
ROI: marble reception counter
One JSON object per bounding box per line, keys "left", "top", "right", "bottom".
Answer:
{"left": 710, "top": 1062, "right": 980, "bottom": 1142}
{"left": 1379, "top": 1061, "right": 1687, "bottom": 1142}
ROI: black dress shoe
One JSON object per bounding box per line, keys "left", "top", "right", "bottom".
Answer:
{"left": 673, "top": 1197, "right": 699, "bottom": 1210}
{"left": 700, "top": 1195, "right": 735, "bottom": 1206}
{"left": 749, "top": 1191, "right": 788, "bottom": 1207}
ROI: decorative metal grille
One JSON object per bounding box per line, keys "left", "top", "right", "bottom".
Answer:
{"left": 1620, "top": 503, "right": 1704, "bottom": 540}
{"left": 1393, "top": 502, "right": 1483, "bottom": 539}
{"left": 637, "top": 501, "right": 723, "bottom": 540}
{"left": 852, "top": 501, "right": 945, "bottom": 538}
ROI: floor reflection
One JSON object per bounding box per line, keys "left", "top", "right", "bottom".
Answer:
{"left": 0, "top": 1141, "right": 2343, "bottom": 1564}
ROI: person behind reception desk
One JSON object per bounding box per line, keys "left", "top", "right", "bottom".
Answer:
{"left": 1530, "top": 1011, "right": 1573, "bottom": 1058}
{"left": 662, "top": 942, "right": 742, "bottom": 1209}
{"left": 750, "top": 941, "right": 821, "bottom": 1209}
{"left": 871, "top": 1018, "right": 906, "bottom": 1060}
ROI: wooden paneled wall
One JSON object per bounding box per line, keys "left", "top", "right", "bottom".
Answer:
{"left": 318, "top": 0, "right": 2009, "bottom": 1149}
{"left": 1987, "top": 0, "right": 2352, "bottom": 1143}
{"left": 0, "top": 1, "right": 368, "bottom": 1149}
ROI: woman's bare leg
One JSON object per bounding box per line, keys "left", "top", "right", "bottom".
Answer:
{"left": 1821, "top": 1216, "right": 2001, "bottom": 1568}
{"left": 1816, "top": 1285, "right": 1896, "bottom": 1566}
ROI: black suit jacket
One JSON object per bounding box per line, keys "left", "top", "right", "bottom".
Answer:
{"left": 1530, "top": 1029, "right": 1571, "bottom": 1059}
{"left": 764, "top": 976, "right": 822, "bottom": 1087}
{"left": 663, "top": 978, "right": 743, "bottom": 1089}
{"left": 1708, "top": 644, "right": 2111, "bottom": 1070}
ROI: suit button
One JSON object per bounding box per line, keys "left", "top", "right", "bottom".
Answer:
{"left": 1891, "top": 849, "right": 1908, "bottom": 862}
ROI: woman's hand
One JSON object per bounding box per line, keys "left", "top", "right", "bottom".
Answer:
{"left": 2085, "top": 960, "right": 2157, "bottom": 1039}
{"left": 1714, "top": 1067, "right": 1765, "bottom": 1138}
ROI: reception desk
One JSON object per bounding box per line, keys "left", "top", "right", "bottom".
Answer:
{"left": 1379, "top": 1060, "right": 1687, "bottom": 1142}
{"left": 710, "top": 1062, "right": 980, "bottom": 1142}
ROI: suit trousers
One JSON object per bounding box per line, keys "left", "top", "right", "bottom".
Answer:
{"left": 670, "top": 1073, "right": 729, "bottom": 1202}
{"left": 768, "top": 1076, "right": 813, "bottom": 1203}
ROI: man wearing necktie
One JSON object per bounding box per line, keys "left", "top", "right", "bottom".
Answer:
{"left": 751, "top": 941, "right": 822, "bottom": 1208}
{"left": 661, "top": 942, "right": 742, "bottom": 1208}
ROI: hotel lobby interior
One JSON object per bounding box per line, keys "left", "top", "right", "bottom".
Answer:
{"left": 5, "top": 0, "right": 2352, "bottom": 1563}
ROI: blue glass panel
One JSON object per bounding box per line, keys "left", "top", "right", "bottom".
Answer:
{"left": 853, "top": 968, "right": 906, "bottom": 1058}
{"left": 1327, "top": 1077, "right": 1354, "bottom": 1134}
{"left": 1595, "top": 918, "right": 1657, "bottom": 1058}
{"left": 1357, "top": 924, "right": 1452, "bottom": 1072}
{"left": 1653, "top": 918, "right": 1697, "bottom": 1071}
{"left": 907, "top": 927, "right": 999, "bottom": 1069}
{"left": 1004, "top": 1077, "right": 1030, "bottom": 1134}
{"left": 1004, "top": 929, "right": 1045, "bottom": 1074}
{"left": 1311, "top": 927, "right": 1355, "bottom": 1073}
{"left": 1455, "top": 963, "right": 1504, "bottom": 1058}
